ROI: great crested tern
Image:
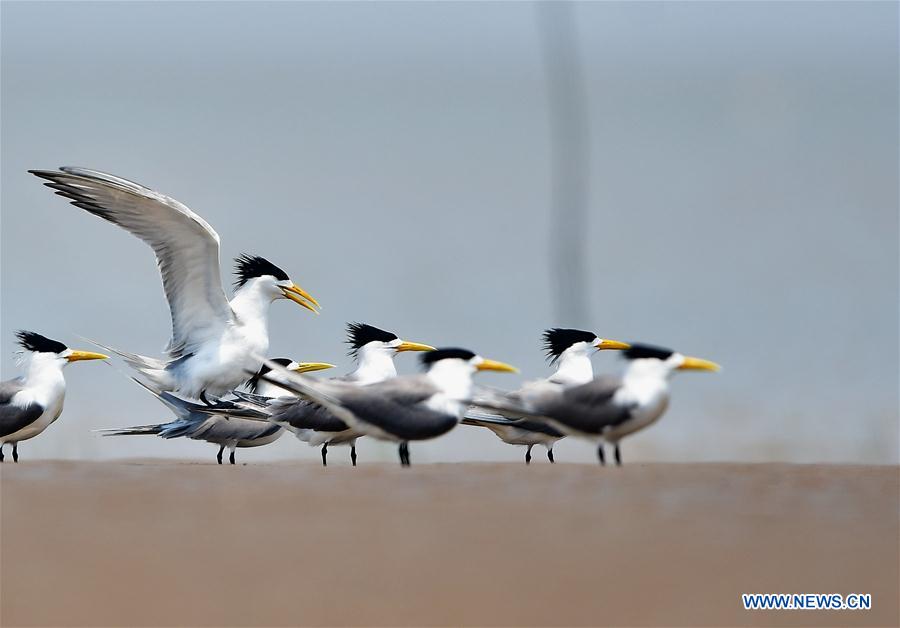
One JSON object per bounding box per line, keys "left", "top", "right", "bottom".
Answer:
{"left": 0, "top": 332, "right": 107, "bottom": 462}
{"left": 463, "top": 328, "right": 630, "bottom": 463}
{"left": 471, "top": 343, "right": 719, "bottom": 465}
{"left": 29, "top": 167, "right": 320, "bottom": 402}
{"left": 99, "top": 359, "right": 333, "bottom": 464}
{"left": 242, "top": 323, "right": 435, "bottom": 466}
{"left": 258, "top": 348, "right": 517, "bottom": 466}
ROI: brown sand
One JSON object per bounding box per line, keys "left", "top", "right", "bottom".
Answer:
{"left": 1, "top": 461, "right": 897, "bottom": 627}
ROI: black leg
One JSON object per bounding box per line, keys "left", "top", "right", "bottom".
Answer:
{"left": 399, "top": 442, "right": 410, "bottom": 466}
{"left": 614, "top": 443, "right": 622, "bottom": 466}
{"left": 229, "top": 449, "right": 236, "bottom": 465}
{"left": 12, "top": 443, "right": 18, "bottom": 463}
{"left": 216, "top": 445, "right": 224, "bottom": 465}
{"left": 321, "top": 443, "right": 328, "bottom": 467}
{"left": 547, "top": 447, "right": 555, "bottom": 464}
{"left": 200, "top": 391, "right": 213, "bottom": 407}
{"left": 350, "top": 444, "right": 357, "bottom": 467}
{"left": 597, "top": 443, "right": 606, "bottom": 466}
{"left": 525, "top": 444, "right": 533, "bottom": 465}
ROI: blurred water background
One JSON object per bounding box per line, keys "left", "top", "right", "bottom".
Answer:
{"left": 2, "top": 1, "right": 897, "bottom": 464}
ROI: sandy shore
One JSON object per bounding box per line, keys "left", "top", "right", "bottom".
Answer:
{"left": 1, "top": 461, "right": 897, "bottom": 627}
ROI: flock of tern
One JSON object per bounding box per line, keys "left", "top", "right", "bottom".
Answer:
{"left": 1, "top": 167, "right": 719, "bottom": 466}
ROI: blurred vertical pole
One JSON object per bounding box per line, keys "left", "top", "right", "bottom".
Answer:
{"left": 537, "top": 1, "right": 590, "bottom": 325}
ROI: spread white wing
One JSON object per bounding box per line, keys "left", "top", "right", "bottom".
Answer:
{"left": 31, "top": 167, "right": 234, "bottom": 358}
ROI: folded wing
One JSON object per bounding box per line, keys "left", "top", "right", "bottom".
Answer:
{"left": 0, "top": 379, "right": 44, "bottom": 438}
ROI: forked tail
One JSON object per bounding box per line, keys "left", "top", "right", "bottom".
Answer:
{"left": 84, "top": 337, "right": 174, "bottom": 392}
{"left": 95, "top": 424, "right": 163, "bottom": 437}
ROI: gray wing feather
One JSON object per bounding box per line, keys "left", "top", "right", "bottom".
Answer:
{"left": 260, "top": 370, "right": 412, "bottom": 435}
{"left": 356, "top": 376, "right": 440, "bottom": 404}
{"left": 194, "top": 417, "right": 281, "bottom": 442}
{"left": 230, "top": 391, "right": 273, "bottom": 407}
{"left": 97, "top": 424, "right": 164, "bottom": 436}
{"left": 336, "top": 377, "right": 456, "bottom": 441}
{"left": 0, "top": 378, "right": 26, "bottom": 404}
{"left": 534, "top": 376, "right": 629, "bottom": 434}
{"left": 470, "top": 376, "right": 629, "bottom": 435}
{"left": 469, "top": 383, "right": 554, "bottom": 421}
{"left": 30, "top": 167, "right": 232, "bottom": 358}
{"left": 268, "top": 399, "right": 349, "bottom": 433}
{"left": 138, "top": 379, "right": 268, "bottom": 422}
{"left": 255, "top": 359, "right": 455, "bottom": 441}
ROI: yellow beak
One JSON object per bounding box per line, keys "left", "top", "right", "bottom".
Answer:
{"left": 476, "top": 358, "right": 519, "bottom": 374}
{"left": 66, "top": 350, "right": 109, "bottom": 362}
{"left": 678, "top": 356, "right": 721, "bottom": 372}
{"left": 395, "top": 340, "right": 436, "bottom": 353}
{"left": 595, "top": 339, "right": 631, "bottom": 351}
{"left": 281, "top": 283, "right": 320, "bottom": 314}
{"left": 292, "top": 362, "right": 336, "bottom": 373}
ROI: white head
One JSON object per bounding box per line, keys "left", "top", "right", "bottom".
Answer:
{"left": 347, "top": 323, "right": 435, "bottom": 384}
{"left": 14, "top": 331, "right": 107, "bottom": 377}
{"left": 247, "top": 357, "right": 334, "bottom": 397}
{"left": 622, "top": 344, "right": 721, "bottom": 381}
{"left": 422, "top": 348, "right": 518, "bottom": 399}
{"left": 542, "top": 328, "right": 631, "bottom": 384}
{"left": 233, "top": 254, "right": 319, "bottom": 313}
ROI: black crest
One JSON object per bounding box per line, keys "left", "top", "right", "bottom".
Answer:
{"left": 421, "top": 348, "right": 476, "bottom": 366}
{"left": 234, "top": 254, "right": 289, "bottom": 288}
{"left": 346, "top": 323, "right": 398, "bottom": 356}
{"left": 623, "top": 344, "right": 675, "bottom": 361}
{"left": 542, "top": 328, "right": 597, "bottom": 364}
{"left": 16, "top": 331, "right": 68, "bottom": 355}
{"left": 246, "top": 358, "right": 294, "bottom": 394}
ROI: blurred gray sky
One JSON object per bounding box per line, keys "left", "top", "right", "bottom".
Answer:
{"left": 2, "top": 1, "right": 897, "bottom": 464}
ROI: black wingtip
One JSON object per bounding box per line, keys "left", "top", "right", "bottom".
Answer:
{"left": 28, "top": 169, "right": 59, "bottom": 181}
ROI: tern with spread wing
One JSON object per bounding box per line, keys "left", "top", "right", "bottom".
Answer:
{"left": 463, "top": 328, "right": 630, "bottom": 464}
{"left": 251, "top": 323, "right": 434, "bottom": 466}
{"left": 471, "top": 344, "right": 719, "bottom": 465}
{"left": 99, "top": 359, "right": 333, "bottom": 464}
{"left": 29, "top": 167, "right": 320, "bottom": 402}
{"left": 1, "top": 332, "right": 107, "bottom": 462}
{"left": 259, "top": 348, "right": 517, "bottom": 466}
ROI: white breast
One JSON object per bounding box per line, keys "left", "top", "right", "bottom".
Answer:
{"left": 3, "top": 370, "right": 67, "bottom": 443}
{"left": 605, "top": 377, "right": 670, "bottom": 443}
{"left": 182, "top": 325, "right": 269, "bottom": 397}
{"left": 423, "top": 393, "right": 464, "bottom": 417}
